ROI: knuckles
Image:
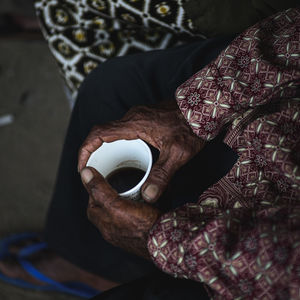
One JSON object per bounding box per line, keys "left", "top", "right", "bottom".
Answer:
{"left": 149, "top": 165, "right": 171, "bottom": 186}
{"left": 123, "top": 105, "right": 155, "bottom": 122}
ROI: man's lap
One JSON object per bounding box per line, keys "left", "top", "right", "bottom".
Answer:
{"left": 45, "top": 37, "right": 237, "bottom": 283}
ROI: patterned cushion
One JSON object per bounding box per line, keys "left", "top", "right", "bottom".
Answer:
{"left": 34, "top": 0, "right": 205, "bottom": 98}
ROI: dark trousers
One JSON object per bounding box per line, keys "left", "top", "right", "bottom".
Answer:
{"left": 45, "top": 36, "right": 238, "bottom": 299}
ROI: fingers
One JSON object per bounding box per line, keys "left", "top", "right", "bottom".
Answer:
{"left": 78, "top": 122, "right": 138, "bottom": 172}
{"left": 80, "top": 167, "right": 119, "bottom": 206}
{"left": 141, "top": 149, "right": 179, "bottom": 203}
{"left": 78, "top": 134, "right": 104, "bottom": 172}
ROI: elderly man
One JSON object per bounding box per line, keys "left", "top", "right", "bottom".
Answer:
{"left": 0, "top": 6, "right": 299, "bottom": 300}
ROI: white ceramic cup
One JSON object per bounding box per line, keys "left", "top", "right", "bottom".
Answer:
{"left": 86, "top": 139, "right": 152, "bottom": 201}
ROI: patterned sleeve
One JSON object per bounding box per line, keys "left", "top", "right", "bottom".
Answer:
{"left": 147, "top": 204, "right": 300, "bottom": 299}
{"left": 176, "top": 7, "right": 300, "bottom": 141}
{"left": 146, "top": 7, "right": 300, "bottom": 299}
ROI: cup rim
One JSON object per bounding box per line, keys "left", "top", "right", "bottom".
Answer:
{"left": 118, "top": 139, "right": 152, "bottom": 197}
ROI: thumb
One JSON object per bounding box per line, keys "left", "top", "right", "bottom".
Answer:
{"left": 141, "top": 151, "right": 177, "bottom": 203}
{"left": 80, "top": 167, "right": 118, "bottom": 205}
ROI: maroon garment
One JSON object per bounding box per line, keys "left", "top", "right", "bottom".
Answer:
{"left": 148, "top": 7, "right": 300, "bottom": 299}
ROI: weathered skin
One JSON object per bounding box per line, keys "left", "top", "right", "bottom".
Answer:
{"left": 82, "top": 167, "right": 161, "bottom": 259}
{"left": 78, "top": 100, "right": 205, "bottom": 203}
{"left": 79, "top": 100, "right": 205, "bottom": 258}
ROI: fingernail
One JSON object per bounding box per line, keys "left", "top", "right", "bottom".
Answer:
{"left": 143, "top": 184, "right": 159, "bottom": 201}
{"left": 81, "top": 168, "right": 94, "bottom": 184}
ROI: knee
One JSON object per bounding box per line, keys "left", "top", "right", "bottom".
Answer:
{"left": 76, "top": 57, "right": 133, "bottom": 110}
{"left": 75, "top": 57, "right": 136, "bottom": 132}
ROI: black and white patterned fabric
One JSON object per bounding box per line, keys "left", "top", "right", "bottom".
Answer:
{"left": 34, "top": 0, "right": 205, "bottom": 98}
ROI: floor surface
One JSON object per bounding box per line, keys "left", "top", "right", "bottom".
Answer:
{"left": 0, "top": 1, "right": 82, "bottom": 299}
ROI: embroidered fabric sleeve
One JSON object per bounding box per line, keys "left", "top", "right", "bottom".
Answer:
{"left": 147, "top": 204, "right": 300, "bottom": 299}
{"left": 176, "top": 7, "right": 300, "bottom": 141}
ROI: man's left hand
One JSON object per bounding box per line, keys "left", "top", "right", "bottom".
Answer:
{"left": 80, "top": 166, "right": 161, "bottom": 259}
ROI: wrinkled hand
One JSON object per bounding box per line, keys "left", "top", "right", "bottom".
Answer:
{"left": 78, "top": 100, "right": 205, "bottom": 203}
{"left": 81, "top": 167, "right": 161, "bottom": 259}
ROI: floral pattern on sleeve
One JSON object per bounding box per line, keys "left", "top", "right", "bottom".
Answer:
{"left": 148, "top": 203, "right": 300, "bottom": 299}
{"left": 148, "top": 7, "right": 300, "bottom": 300}
{"left": 175, "top": 7, "right": 300, "bottom": 141}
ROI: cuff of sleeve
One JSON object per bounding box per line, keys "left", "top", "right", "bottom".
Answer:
{"left": 175, "top": 65, "right": 228, "bottom": 142}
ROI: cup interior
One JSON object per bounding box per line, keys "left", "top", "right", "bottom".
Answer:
{"left": 86, "top": 139, "right": 152, "bottom": 196}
